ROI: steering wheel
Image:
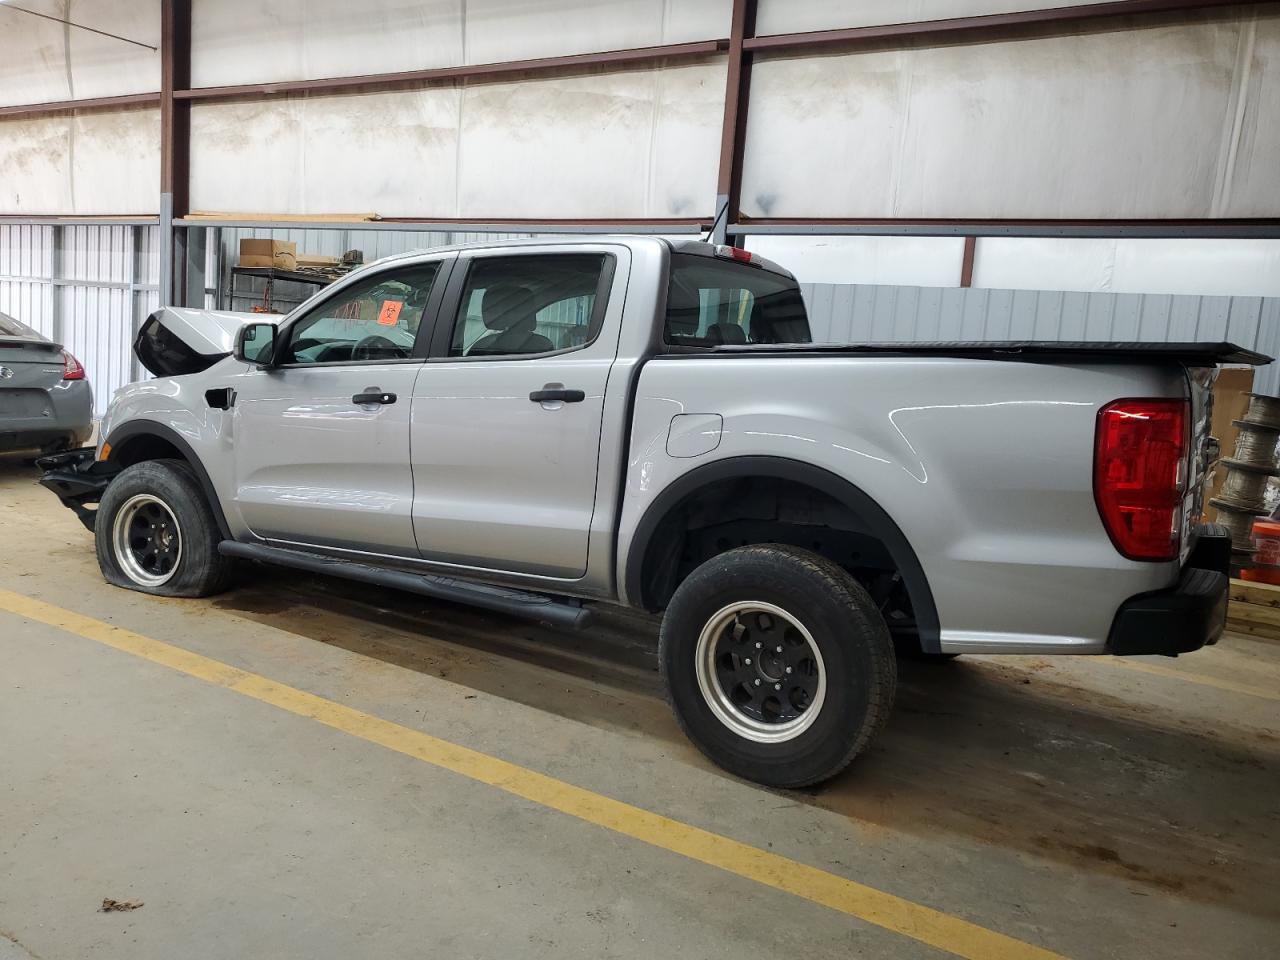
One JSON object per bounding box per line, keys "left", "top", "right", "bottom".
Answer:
{"left": 351, "top": 334, "right": 408, "bottom": 361}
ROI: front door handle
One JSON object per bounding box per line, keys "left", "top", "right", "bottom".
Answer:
{"left": 353, "top": 389, "right": 397, "bottom": 405}
{"left": 529, "top": 386, "right": 585, "bottom": 404}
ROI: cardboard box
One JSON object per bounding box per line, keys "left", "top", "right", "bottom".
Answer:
{"left": 239, "top": 238, "right": 297, "bottom": 271}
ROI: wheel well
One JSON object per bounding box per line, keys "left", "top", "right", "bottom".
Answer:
{"left": 110, "top": 434, "right": 186, "bottom": 467}
{"left": 103, "top": 425, "right": 233, "bottom": 540}
{"left": 634, "top": 474, "right": 932, "bottom": 649}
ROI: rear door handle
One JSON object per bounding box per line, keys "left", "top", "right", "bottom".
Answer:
{"left": 529, "top": 386, "right": 585, "bottom": 404}
{"left": 353, "top": 389, "right": 397, "bottom": 405}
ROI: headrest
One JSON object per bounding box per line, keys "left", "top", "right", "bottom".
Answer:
{"left": 707, "top": 322, "right": 747, "bottom": 345}
{"left": 481, "top": 282, "right": 536, "bottom": 331}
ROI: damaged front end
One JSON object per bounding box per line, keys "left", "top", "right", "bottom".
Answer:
{"left": 36, "top": 446, "right": 121, "bottom": 531}
{"left": 38, "top": 305, "right": 256, "bottom": 530}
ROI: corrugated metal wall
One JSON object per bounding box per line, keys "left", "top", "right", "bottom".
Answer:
{"left": 0, "top": 224, "right": 55, "bottom": 338}
{"left": 802, "top": 284, "right": 1280, "bottom": 395}
{"left": 0, "top": 223, "right": 164, "bottom": 417}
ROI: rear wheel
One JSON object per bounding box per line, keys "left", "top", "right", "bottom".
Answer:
{"left": 95, "top": 459, "right": 234, "bottom": 597}
{"left": 660, "top": 545, "right": 896, "bottom": 788}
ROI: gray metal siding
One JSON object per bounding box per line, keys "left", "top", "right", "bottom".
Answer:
{"left": 802, "top": 284, "right": 1280, "bottom": 396}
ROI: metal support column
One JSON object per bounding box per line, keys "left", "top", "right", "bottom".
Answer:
{"left": 712, "top": 0, "right": 756, "bottom": 246}
{"left": 50, "top": 224, "right": 65, "bottom": 345}
{"left": 159, "top": 0, "right": 191, "bottom": 308}
{"left": 183, "top": 225, "right": 206, "bottom": 308}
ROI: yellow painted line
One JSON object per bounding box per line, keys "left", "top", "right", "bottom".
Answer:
{"left": 1105, "top": 656, "right": 1280, "bottom": 702}
{"left": 0, "top": 588, "right": 1065, "bottom": 960}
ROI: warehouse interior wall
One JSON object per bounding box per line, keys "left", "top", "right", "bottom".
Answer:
{"left": 0, "top": 0, "right": 160, "bottom": 105}
{"left": 740, "top": 10, "right": 1280, "bottom": 220}
{"left": 3, "top": 0, "right": 1280, "bottom": 407}
{"left": 191, "top": 0, "right": 730, "bottom": 86}
{"left": 188, "top": 61, "right": 725, "bottom": 219}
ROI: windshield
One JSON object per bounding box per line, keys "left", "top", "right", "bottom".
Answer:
{"left": 664, "top": 253, "right": 810, "bottom": 348}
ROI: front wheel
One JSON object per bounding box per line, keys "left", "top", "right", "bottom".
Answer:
{"left": 659, "top": 545, "right": 896, "bottom": 788}
{"left": 95, "top": 459, "right": 234, "bottom": 597}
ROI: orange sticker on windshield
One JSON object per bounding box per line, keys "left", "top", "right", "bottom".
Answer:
{"left": 377, "top": 300, "right": 404, "bottom": 326}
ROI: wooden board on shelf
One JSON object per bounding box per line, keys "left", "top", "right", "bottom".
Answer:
{"left": 1226, "top": 577, "right": 1280, "bottom": 642}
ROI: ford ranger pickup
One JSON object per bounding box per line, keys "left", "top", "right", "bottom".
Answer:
{"left": 39, "top": 236, "right": 1265, "bottom": 787}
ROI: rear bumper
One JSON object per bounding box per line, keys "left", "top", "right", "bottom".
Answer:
{"left": 1107, "top": 524, "right": 1231, "bottom": 657}
{"left": 0, "top": 379, "right": 93, "bottom": 451}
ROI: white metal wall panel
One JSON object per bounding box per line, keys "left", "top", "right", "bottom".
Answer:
{"left": 741, "top": 12, "right": 1280, "bottom": 219}
{"left": 463, "top": 0, "right": 730, "bottom": 63}
{"left": 744, "top": 235, "right": 966, "bottom": 286}
{"left": 457, "top": 62, "right": 723, "bottom": 218}
{"left": 192, "top": 0, "right": 463, "bottom": 87}
{"left": 65, "top": 0, "right": 161, "bottom": 100}
{"left": 191, "top": 0, "right": 729, "bottom": 87}
{"left": 190, "top": 90, "right": 460, "bottom": 216}
{"left": 0, "top": 0, "right": 66, "bottom": 106}
{"left": 61, "top": 284, "right": 134, "bottom": 416}
{"left": 191, "top": 61, "right": 723, "bottom": 218}
{"left": 0, "top": 118, "right": 72, "bottom": 214}
{"left": 973, "top": 238, "right": 1280, "bottom": 297}
{"left": 802, "top": 284, "right": 1280, "bottom": 395}
{"left": 71, "top": 110, "right": 162, "bottom": 215}
{"left": 0, "top": 224, "right": 54, "bottom": 335}
{"left": 0, "top": 110, "right": 160, "bottom": 215}
{"left": 0, "top": 0, "right": 159, "bottom": 106}
{"left": 754, "top": 0, "right": 1120, "bottom": 35}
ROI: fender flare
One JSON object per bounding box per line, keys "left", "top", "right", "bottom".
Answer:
{"left": 624, "top": 455, "right": 941, "bottom": 653}
{"left": 105, "top": 420, "right": 233, "bottom": 540}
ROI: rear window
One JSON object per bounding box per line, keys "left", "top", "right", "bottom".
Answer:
{"left": 0, "top": 312, "right": 41, "bottom": 339}
{"left": 664, "top": 253, "right": 810, "bottom": 348}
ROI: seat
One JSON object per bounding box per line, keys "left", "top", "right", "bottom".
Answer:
{"left": 469, "top": 281, "right": 555, "bottom": 356}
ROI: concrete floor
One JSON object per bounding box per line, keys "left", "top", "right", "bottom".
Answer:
{"left": 0, "top": 451, "right": 1277, "bottom": 960}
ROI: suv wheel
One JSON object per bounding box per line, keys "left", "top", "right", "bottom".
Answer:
{"left": 95, "top": 459, "right": 234, "bottom": 598}
{"left": 660, "top": 544, "right": 896, "bottom": 788}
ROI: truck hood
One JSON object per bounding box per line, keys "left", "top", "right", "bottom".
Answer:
{"left": 134, "top": 306, "right": 262, "bottom": 377}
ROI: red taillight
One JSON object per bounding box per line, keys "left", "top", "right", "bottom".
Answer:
{"left": 61, "top": 350, "right": 85, "bottom": 381}
{"left": 1094, "top": 398, "right": 1188, "bottom": 561}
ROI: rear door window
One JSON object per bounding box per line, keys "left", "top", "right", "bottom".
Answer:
{"left": 664, "top": 253, "right": 810, "bottom": 347}
{"left": 448, "top": 254, "right": 610, "bottom": 358}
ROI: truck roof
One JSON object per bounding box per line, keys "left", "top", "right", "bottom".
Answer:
{"left": 365, "top": 235, "right": 797, "bottom": 281}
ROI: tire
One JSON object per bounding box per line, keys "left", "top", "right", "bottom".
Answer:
{"left": 95, "top": 459, "right": 234, "bottom": 598}
{"left": 659, "top": 544, "right": 897, "bottom": 789}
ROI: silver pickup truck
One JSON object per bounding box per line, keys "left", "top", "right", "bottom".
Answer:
{"left": 39, "top": 236, "right": 1264, "bottom": 787}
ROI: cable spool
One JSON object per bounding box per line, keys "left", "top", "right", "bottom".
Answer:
{"left": 1240, "top": 393, "right": 1280, "bottom": 430}
{"left": 1227, "top": 422, "right": 1280, "bottom": 465}
{"left": 1210, "top": 502, "right": 1260, "bottom": 556}
{"left": 1215, "top": 466, "right": 1272, "bottom": 513}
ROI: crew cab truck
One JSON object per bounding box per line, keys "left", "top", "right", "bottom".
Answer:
{"left": 40, "top": 237, "right": 1262, "bottom": 788}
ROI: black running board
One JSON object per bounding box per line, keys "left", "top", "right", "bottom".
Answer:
{"left": 217, "top": 541, "right": 592, "bottom": 631}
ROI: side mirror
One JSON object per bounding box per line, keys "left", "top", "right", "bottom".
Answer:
{"left": 235, "top": 322, "right": 277, "bottom": 366}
